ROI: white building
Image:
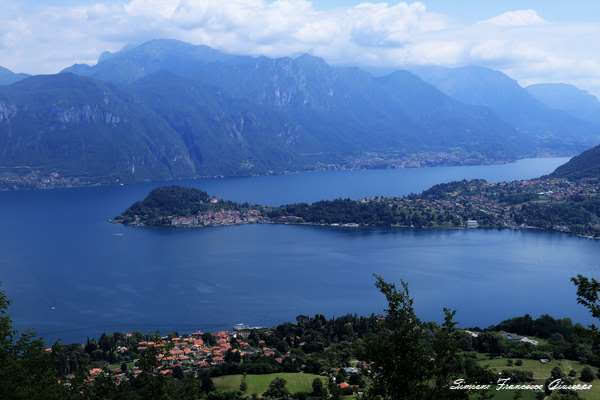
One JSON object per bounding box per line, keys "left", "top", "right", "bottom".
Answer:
{"left": 466, "top": 220, "right": 479, "bottom": 229}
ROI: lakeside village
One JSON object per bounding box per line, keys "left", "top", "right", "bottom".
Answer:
{"left": 68, "top": 322, "right": 546, "bottom": 388}
{"left": 0, "top": 150, "right": 506, "bottom": 191}
{"left": 72, "top": 323, "right": 366, "bottom": 388}
{"left": 120, "top": 177, "right": 600, "bottom": 239}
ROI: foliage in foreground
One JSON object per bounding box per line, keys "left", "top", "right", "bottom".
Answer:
{"left": 0, "top": 269, "right": 598, "bottom": 400}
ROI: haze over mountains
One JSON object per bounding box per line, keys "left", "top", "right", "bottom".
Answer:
{"left": 1, "top": 39, "right": 599, "bottom": 187}
{"left": 410, "top": 66, "right": 599, "bottom": 154}
{"left": 527, "top": 83, "right": 600, "bottom": 126}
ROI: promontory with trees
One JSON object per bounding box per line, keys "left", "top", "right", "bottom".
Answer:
{"left": 115, "top": 145, "right": 600, "bottom": 238}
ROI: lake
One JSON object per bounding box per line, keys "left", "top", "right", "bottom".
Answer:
{"left": 1, "top": 157, "right": 598, "bottom": 344}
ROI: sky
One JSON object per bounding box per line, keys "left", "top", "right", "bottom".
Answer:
{"left": 2, "top": 0, "right": 600, "bottom": 95}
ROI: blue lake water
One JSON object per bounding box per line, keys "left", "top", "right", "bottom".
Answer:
{"left": 1, "top": 157, "right": 598, "bottom": 344}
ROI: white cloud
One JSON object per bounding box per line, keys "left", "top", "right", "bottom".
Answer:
{"left": 0, "top": 1, "right": 599, "bottom": 96}
{"left": 480, "top": 9, "right": 545, "bottom": 27}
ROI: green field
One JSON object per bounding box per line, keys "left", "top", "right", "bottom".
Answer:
{"left": 213, "top": 373, "right": 327, "bottom": 396}
{"left": 213, "top": 357, "right": 599, "bottom": 399}
{"left": 477, "top": 356, "right": 600, "bottom": 400}
{"left": 469, "top": 391, "right": 537, "bottom": 400}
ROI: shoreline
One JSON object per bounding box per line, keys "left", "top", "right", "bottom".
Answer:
{"left": 0, "top": 155, "right": 564, "bottom": 192}
{"left": 113, "top": 218, "right": 600, "bottom": 241}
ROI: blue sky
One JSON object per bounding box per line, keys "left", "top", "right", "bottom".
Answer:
{"left": 20, "top": 0, "right": 600, "bottom": 22}
{"left": 2, "top": 1, "right": 600, "bottom": 95}
{"left": 323, "top": 0, "right": 600, "bottom": 22}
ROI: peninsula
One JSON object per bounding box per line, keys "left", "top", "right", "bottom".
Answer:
{"left": 115, "top": 148, "right": 600, "bottom": 238}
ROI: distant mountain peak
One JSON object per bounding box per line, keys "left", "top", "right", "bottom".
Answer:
{"left": 98, "top": 51, "right": 115, "bottom": 63}
{"left": 294, "top": 53, "right": 327, "bottom": 65}
{"left": 527, "top": 83, "right": 600, "bottom": 125}
{"left": 0, "top": 65, "right": 29, "bottom": 86}
{"left": 410, "top": 64, "right": 600, "bottom": 154}
{"left": 61, "top": 39, "right": 235, "bottom": 84}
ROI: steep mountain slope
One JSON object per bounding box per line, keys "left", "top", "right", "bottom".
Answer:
{"left": 235, "top": 58, "right": 521, "bottom": 153}
{"left": 374, "top": 71, "right": 527, "bottom": 155}
{"left": 62, "top": 40, "right": 581, "bottom": 162}
{"left": 527, "top": 83, "right": 600, "bottom": 126}
{"left": 5, "top": 39, "right": 593, "bottom": 188}
{"left": 189, "top": 54, "right": 422, "bottom": 151}
{"left": 129, "top": 72, "right": 329, "bottom": 176}
{"left": 179, "top": 54, "right": 525, "bottom": 159}
{"left": 549, "top": 145, "right": 600, "bottom": 180}
{"left": 0, "top": 66, "right": 29, "bottom": 85}
{"left": 411, "top": 66, "right": 600, "bottom": 154}
{"left": 0, "top": 74, "right": 196, "bottom": 183}
{"left": 84, "top": 42, "right": 524, "bottom": 159}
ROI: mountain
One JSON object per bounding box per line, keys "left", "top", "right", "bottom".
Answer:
{"left": 0, "top": 66, "right": 29, "bottom": 85}
{"left": 190, "top": 55, "right": 529, "bottom": 157}
{"left": 64, "top": 40, "right": 525, "bottom": 160}
{"left": 61, "top": 39, "right": 237, "bottom": 84}
{"left": 549, "top": 145, "right": 600, "bottom": 180}
{"left": 0, "top": 73, "right": 196, "bottom": 183}
{"left": 67, "top": 42, "right": 589, "bottom": 157}
{"left": 6, "top": 39, "right": 596, "bottom": 188}
{"left": 129, "top": 71, "right": 325, "bottom": 176}
{"left": 527, "top": 83, "right": 600, "bottom": 126}
{"left": 411, "top": 66, "right": 600, "bottom": 154}
{"left": 373, "top": 71, "right": 526, "bottom": 154}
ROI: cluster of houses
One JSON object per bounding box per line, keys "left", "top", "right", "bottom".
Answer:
{"left": 169, "top": 209, "right": 265, "bottom": 227}
{"left": 87, "top": 329, "right": 282, "bottom": 382}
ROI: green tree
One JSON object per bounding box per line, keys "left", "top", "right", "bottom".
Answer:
{"left": 364, "top": 276, "right": 433, "bottom": 400}
{"left": 201, "top": 373, "right": 216, "bottom": 393}
{"left": 513, "top": 391, "right": 523, "bottom": 400}
{"left": 263, "top": 377, "right": 289, "bottom": 399}
{"left": 0, "top": 286, "right": 68, "bottom": 400}
{"left": 203, "top": 333, "right": 217, "bottom": 347}
{"left": 430, "top": 308, "right": 469, "bottom": 400}
{"left": 312, "top": 377, "right": 325, "bottom": 397}
{"left": 551, "top": 366, "right": 564, "bottom": 379}
{"left": 572, "top": 275, "right": 600, "bottom": 325}
{"left": 328, "top": 380, "right": 341, "bottom": 400}
{"left": 240, "top": 373, "right": 248, "bottom": 393}
{"left": 173, "top": 365, "right": 184, "bottom": 380}
{"left": 225, "top": 349, "right": 241, "bottom": 363}
{"left": 364, "top": 276, "right": 488, "bottom": 400}
{"left": 137, "top": 346, "right": 160, "bottom": 373}
{"left": 179, "top": 375, "right": 202, "bottom": 400}
{"left": 349, "top": 373, "right": 365, "bottom": 387}
{"left": 580, "top": 366, "right": 595, "bottom": 382}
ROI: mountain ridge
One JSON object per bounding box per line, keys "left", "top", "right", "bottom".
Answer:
{"left": 0, "top": 66, "right": 29, "bottom": 86}
{"left": 411, "top": 65, "right": 600, "bottom": 154}
{"left": 1, "top": 39, "right": 599, "bottom": 189}
{"left": 527, "top": 83, "right": 600, "bottom": 126}
{"left": 0, "top": 73, "right": 196, "bottom": 184}
{"left": 550, "top": 144, "right": 600, "bottom": 180}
